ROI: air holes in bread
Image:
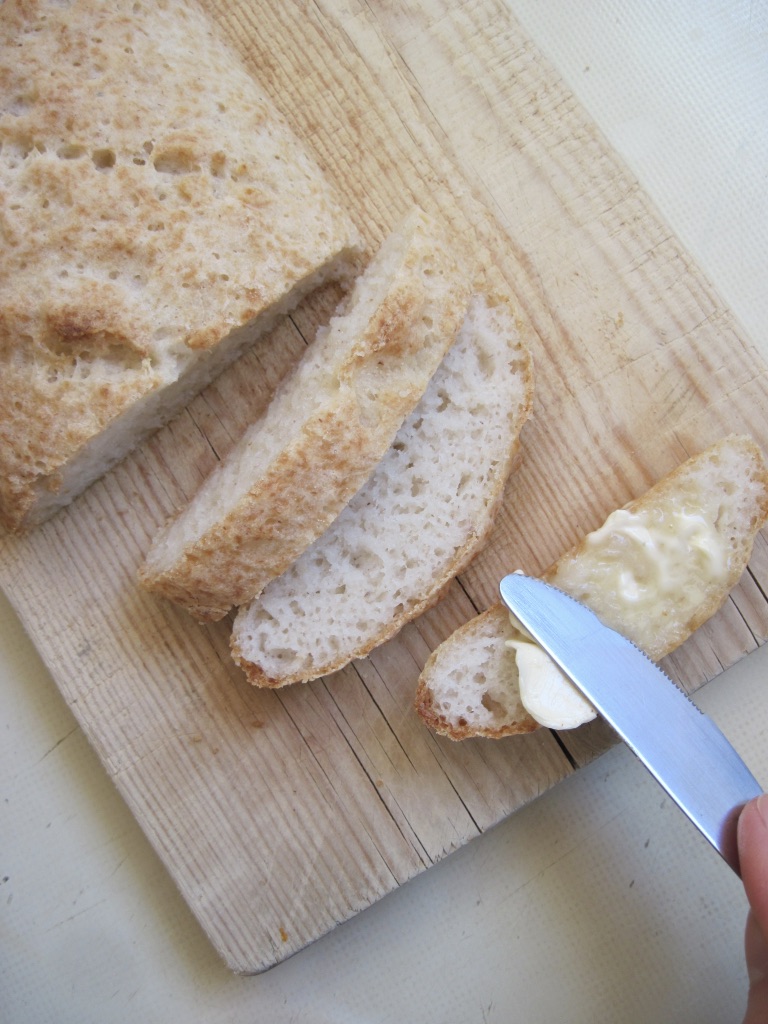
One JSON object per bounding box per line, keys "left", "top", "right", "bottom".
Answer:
{"left": 153, "top": 146, "right": 200, "bottom": 175}
{"left": 91, "top": 148, "right": 115, "bottom": 169}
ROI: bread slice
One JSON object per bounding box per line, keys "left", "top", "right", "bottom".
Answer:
{"left": 415, "top": 434, "right": 768, "bottom": 739}
{"left": 231, "top": 271, "right": 534, "bottom": 686}
{"left": 0, "top": 0, "right": 361, "bottom": 533}
{"left": 138, "top": 209, "right": 474, "bottom": 621}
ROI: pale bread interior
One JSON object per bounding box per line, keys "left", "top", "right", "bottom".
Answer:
{"left": 231, "top": 283, "right": 533, "bottom": 686}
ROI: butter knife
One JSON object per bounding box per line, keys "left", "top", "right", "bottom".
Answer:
{"left": 499, "top": 573, "right": 763, "bottom": 875}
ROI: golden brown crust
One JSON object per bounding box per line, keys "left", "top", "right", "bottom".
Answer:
{"left": 230, "top": 654, "right": 284, "bottom": 690}
{"left": 0, "top": 0, "right": 360, "bottom": 532}
{"left": 139, "top": 211, "right": 475, "bottom": 621}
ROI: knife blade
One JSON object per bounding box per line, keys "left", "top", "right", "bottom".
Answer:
{"left": 499, "top": 572, "right": 763, "bottom": 874}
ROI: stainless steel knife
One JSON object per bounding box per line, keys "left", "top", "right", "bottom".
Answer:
{"left": 499, "top": 572, "right": 763, "bottom": 875}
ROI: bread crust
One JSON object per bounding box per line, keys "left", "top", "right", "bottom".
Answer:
{"left": 0, "top": 0, "right": 361, "bottom": 532}
{"left": 416, "top": 434, "right": 768, "bottom": 740}
{"left": 139, "top": 210, "right": 475, "bottom": 621}
{"left": 230, "top": 270, "right": 535, "bottom": 685}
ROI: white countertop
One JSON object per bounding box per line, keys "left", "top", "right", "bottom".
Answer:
{"left": 2, "top": 3, "right": 768, "bottom": 1021}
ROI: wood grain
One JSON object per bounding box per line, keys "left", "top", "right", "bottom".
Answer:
{"left": 3, "top": 0, "right": 768, "bottom": 972}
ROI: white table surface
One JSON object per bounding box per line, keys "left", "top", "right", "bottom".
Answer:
{"left": 2, "top": 2, "right": 768, "bottom": 1021}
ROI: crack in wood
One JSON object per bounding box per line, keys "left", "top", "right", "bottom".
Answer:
{"left": 321, "top": 670, "right": 435, "bottom": 869}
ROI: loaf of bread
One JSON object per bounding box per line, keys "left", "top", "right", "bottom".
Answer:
{"left": 416, "top": 435, "right": 768, "bottom": 739}
{"left": 231, "top": 271, "right": 534, "bottom": 686}
{"left": 139, "top": 209, "right": 474, "bottom": 621}
{"left": 0, "top": 0, "right": 361, "bottom": 533}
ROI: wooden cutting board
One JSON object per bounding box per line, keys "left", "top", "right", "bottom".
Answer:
{"left": 3, "top": 0, "right": 768, "bottom": 973}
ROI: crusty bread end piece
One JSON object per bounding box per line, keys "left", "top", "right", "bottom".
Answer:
{"left": 139, "top": 208, "right": 474, "bottom": 621}
{"left": 415, "top": 603, "right": 540, "bottom": 740}
{"left": 231, "top": 269, "right": 534, "bottom": 685}
{"left": 0, "top": 0, "right": 361, "bottom": 533}
{"left": 416, "top": 434, "right": 768, "bottom": 739}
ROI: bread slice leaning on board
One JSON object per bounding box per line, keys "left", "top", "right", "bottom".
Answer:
{"left": 139, "top": 209, "right": 473, "bottom": 621}
{"left": 415, "top": 434, "right": 768, "bottom": 740}
{"left": 231, "top": 269, "right": 534, "bottom": 686}
{"left": 0, "top": 0, "right": 361, "bottom": 534}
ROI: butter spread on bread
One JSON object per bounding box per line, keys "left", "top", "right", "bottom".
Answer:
{"left": 0, "top": 0, "right": 361, "bottom": 533}
{"left": 230, "top": 271, "right": 533, "bottom": 686}
{"left": 139, "top": 209, "right": 474, "bottom": 621}
{"left": 415, "top": 435, "right": 768, "bottom": 739}
{"left": 513, "top": 501, "right": 731, "bottom": 728}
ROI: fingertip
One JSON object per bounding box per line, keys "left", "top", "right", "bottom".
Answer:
{"left": 738, "top": 796, "right": 768, "bottom": 1022}
{"left": 739, "top": 793, "right": 768, "bottom": 918}
{"left": 756, "top": 793, "right": 768, "bottom": 829}
{"left": 746, "top": 911, "right": 768, "bottom": 985}
{"left": 739, "top": 794, "right": 768, "bottom": 840}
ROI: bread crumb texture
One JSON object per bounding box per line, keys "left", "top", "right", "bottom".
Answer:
{"left": 231, "top": 280, "right": 534, "bottom": 686}
{"left": 0, "top": 0, "right": 360, "bottom": 531}
{"left": 138, "top": 209, "right": 474, "bottom": 621}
